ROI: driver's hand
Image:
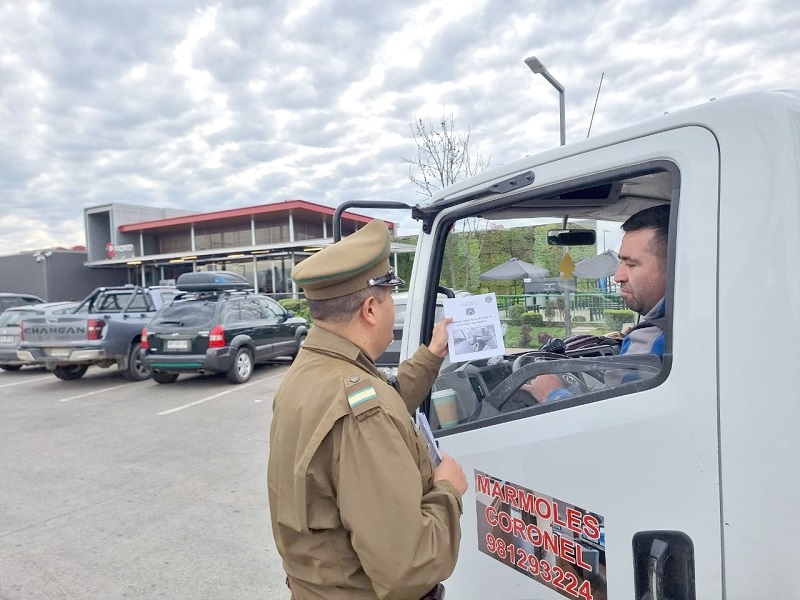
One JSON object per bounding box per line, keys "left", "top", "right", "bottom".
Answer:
{"left": 521, "top": 374, "right": 564, "bottom": 403}
{"left": 428, "top": 317, "right": 453, "bottom": 358}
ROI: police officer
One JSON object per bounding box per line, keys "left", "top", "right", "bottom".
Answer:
{"left": 268, "top": 219, "right": 467, "bottom": 600}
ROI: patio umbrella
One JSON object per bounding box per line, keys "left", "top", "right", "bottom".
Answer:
{"left": 573, "top": 249, "right": 621, "bottom": 278}
{"left": 479, "top": 257, "right": 548, "bottom": 281}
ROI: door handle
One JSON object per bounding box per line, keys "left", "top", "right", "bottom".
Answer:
{"left": 645, "top": 538, "right": 669, "bottom": 600}
{"left": 633, "top": 531, "right": 695, "bottom": 600}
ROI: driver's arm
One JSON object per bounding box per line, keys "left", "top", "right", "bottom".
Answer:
{"left": 521, "top": 374, "right": 572, "bottom": 403}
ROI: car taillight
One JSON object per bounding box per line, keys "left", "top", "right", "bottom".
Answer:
{"left": 141, "top": 327, "right": 148, "bottom": 350}
{"left": 209, "top": 324, "right": 225, "bottom": 348}
{"left": 87, "top": 319, "right": 106, "bottom": 340}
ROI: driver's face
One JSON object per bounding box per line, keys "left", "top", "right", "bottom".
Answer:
{"left": 614, "top": 228, "right": 666, "bottom": 315}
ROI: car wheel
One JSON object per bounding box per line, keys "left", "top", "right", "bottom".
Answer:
{"left": 0, "top": 364, "right": 22, "bottom": 371}
{"left": 291, "top": 333, "right": 306, "bottom": 360}
{"left": 227, "top": 347, "right": 253, "bottom": 384}
{"left": 53, "top": 365, "right": 88, "bottom": 380}
{"left": 152, "top": 371, "right": 179, "bottom": 384}
{"left": 122, "top": 342, "right": 151, "bottom": 381}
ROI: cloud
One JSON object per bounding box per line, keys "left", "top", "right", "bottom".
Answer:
{"left": 1, "top": 0, "right": 800, "bottom": 253}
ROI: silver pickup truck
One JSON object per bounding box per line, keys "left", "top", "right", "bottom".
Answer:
{"left": 17, "top": 285, "right": 178, "bottom": 381}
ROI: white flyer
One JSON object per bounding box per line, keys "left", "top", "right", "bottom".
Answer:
{"left": 442, "top": 292, "right": 506, "bottom": 363}
{"left": 416, "top": 411, "right": 442, "bottom": 467}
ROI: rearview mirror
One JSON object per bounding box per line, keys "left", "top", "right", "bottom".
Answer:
{"left": 547, "top": 229, "right": 596, "bottom": 246}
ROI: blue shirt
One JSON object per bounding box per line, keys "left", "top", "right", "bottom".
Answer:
{"left": 546, "top": 298, "right": 666, "bottom": 402}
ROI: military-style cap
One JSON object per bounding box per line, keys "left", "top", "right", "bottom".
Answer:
{"left": 292, "top": 219, "right": 404, "bottom": 300}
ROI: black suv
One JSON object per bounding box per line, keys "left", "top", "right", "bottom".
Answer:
{"left": 141, "top": 272, "right": 308, "bottom": 384}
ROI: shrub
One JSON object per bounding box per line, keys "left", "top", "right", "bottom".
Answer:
{"left": 279, "top": 298, "right": 312, "bottom": 323}
{"left": 520, "top": 311, "right": 544, "bottom": 326}
{"left": 604, "top": 309, "right": 635, "bottom": 330}
{"left": 507, "top": 304, "right": 527, "bottom": 325}
{"left": 573, "top": 315, "right": 587, "bottom": 323}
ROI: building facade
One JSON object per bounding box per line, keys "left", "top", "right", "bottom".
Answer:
{"left": 0, "top": 249, "right": 129, "bottom": 302}
{"left": 84, "top": 200, "right": 404, "bottom": 298}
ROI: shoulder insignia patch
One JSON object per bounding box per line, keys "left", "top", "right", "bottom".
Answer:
{"left": 345, "top": 377, "right": 380, "bottom": 417}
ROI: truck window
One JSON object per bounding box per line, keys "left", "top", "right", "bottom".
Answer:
{"left": 426, "top": 166, "right": 674, "bottom": 430}
{"left": 127, "top": 291, "right": 149, "bottom": 311}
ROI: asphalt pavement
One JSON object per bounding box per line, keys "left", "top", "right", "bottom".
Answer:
{"left": 0, "top": 362, "right": 292, "bottom": 600}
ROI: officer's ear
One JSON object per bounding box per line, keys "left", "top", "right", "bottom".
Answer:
{"left": 359, "top": 293, "right": 380, "bottom": 326}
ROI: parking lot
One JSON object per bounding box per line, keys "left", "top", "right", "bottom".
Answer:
{"left": 0, "top": 362, "right": 292, "bottom": 600}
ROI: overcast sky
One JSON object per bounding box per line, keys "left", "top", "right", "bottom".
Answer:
{"left": 2, "top": 0, "right": 799, "bottom": 255}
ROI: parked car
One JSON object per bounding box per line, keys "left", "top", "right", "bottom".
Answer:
{"left": 0, "top": 292, "right": 45, "bottom": 314}
{"left": 141, "top": 272, "right": 309, "bottom": 384}
{"left": 0, "top": 302, "right": 81, "bottom": 370}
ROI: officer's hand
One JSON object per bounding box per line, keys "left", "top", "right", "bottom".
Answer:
{"left": 434, "top": 452, "right": 467, "bottom": 495}
{"left": 428, "top": 317, "right": 453, "bottom": 358}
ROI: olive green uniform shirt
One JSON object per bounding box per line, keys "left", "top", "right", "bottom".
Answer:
{"left": 268, "top": 326, "right": 463, "bottom": 600}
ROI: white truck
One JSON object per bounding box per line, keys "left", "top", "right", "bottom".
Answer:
{"left": 335, "top": 90, "right": 800, "bottom": 599}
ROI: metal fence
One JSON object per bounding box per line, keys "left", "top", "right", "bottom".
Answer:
{"left": 496, "top": 292, "right": 627, "bottom": 325}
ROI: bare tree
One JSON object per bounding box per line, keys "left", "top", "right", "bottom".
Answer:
{"left": 403, "top": 113, "right": 494, "bottom": 291}
{"left": 403, "top": 113, "right": 491, "bottom": 197}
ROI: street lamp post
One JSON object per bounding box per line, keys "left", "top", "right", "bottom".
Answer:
{"left": 524, "top": 56, "right": 566, "bottom": 146}
{"left": 33, "top": 249, "right": 53, "bottom": 301}
{"left": 525, "top": 56, "right": 570, "bottom": 333}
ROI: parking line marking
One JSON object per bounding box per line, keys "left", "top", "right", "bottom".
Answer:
{"left": 0, "top": 375, "right": 52, "bottom": 388}
{"left": 157, "top": 372, "right": 286, "bottom": 416}
{"left": 58, "top": 384, "right": 130, "bottom": 403}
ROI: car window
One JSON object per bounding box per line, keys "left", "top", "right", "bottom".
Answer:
{"left": 154, "top": 301, "right": 217, "bottom": 327}
{"left": 240, "top": 299, "right": 264, "bottom": 320}
{"left": 127, "top": 292, "right": 149, "bottom": 311}
{"left": 0, "top": 296, "right": 42, "bottom": 312}
{"left": 220, "top": 299, "right": 240, "bottom": 323}
{"left": 95, "top": 293, "right": 127, "bottom": 312}
{"left": 52, "top": 304, "right": 78, "bottom": 315}
{"left": 258, "top": 296, "right": 284, "bottom": 318}
{"left": 157, "top": 289, "right": 181, "bottom": 304}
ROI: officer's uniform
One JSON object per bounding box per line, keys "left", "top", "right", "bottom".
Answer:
{"left": 267, "top": 220, "right": 462, "bottom": 600}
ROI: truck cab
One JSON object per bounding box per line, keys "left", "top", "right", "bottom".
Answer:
{"left": 337, "top": 90, "right": 800, "bottom": 599}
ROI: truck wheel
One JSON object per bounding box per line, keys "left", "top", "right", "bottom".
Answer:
{"left": 227, "top": 347, "right": 253, "bottom": 384}
{"left": 152, "top": 371, "right": 179, "bottom": 384}
{"left": 122, "top": 342, "right": 151, "bottom": 381}
{"left": 0, "top": 364, "right": 22, "bottom": 371}
{"left": 53, "top": 365, "right": 88, "bottom": 380}
{"left": 291, "top": 333, "right": 306, "bottom": 360}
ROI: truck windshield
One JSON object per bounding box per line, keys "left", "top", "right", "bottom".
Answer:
{"left": 423, "top": 166, "right": 673, "bottom": 430}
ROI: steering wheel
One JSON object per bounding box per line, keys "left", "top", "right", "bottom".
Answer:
{"left": 512, "top": 351, "right": 569, "bottom": 371}
{"left": 512, "top": 351, "right": 591, "bottom": 394}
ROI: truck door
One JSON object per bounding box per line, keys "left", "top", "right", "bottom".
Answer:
{"left": 406, "top": 127, "right": 720, "bottom": 599}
